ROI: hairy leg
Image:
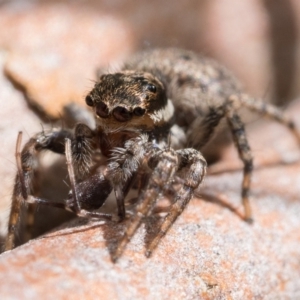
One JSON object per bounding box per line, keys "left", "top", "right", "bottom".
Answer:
{"left": 186, "top": 105, "right": 225, "bottom": 149}
{"left": 61, "top": 138, "right": 113, "bottom": 218}
{"left": 225, "top": 97, "right": 253, "bottom": 222}
{"left": 5, "top": 130, "right": 72, "bottom": 251}
{"left": 239, "top": 94, "right": 300, "bottom": 143}
{"left": 106, "top": 134, "right": 150, "bottom": 220}
{"left": 146, "top": 148, "right": 206, "bottom": 257}
{"left": 112, "top": 147, "right": 179, "bottom": 262}
{"left": 5, "top": 124, "right": 102, "bottom": 251}
{"left": 71, "top": 123, "right": 97, "bottom": 181}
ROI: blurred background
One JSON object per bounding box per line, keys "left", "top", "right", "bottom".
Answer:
{"left": 1, "top": 0, "right": 300, "bottom": 246}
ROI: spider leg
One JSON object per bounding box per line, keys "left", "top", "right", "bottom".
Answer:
{"left": 186, "top": 105, "right": 225, "bottom": 149}
{"left": 239, "top": 94, "right": 300, "bottom": 144}
{"left": 64, "top": 124, "right": 114, "bottom": 214}
{"left": 225, "top": 97, "right": 253, "bottom": 222}
{"left": 106, "top": 134, "right": 150, "bottom": 220}
{"left": 23, "top": 194, "right": 113, "bottom": 220}
{"left": 5, "top": 129, "right": 72, "bottom": 251}
{"left": 112, "top": 147, "right": 179, "bottom": 262}
{"left": 23, "top": 201, "right": 36, "bottom": 244}
{"left": 5, "top": 132, "right": 25, "bottom": 251}
{"left": 70, "top": 123, "right": 97, "bottom": 181}
{"left": 5, "top": 124, "right": 108, "bottom": 251}
{"left": 146, "top": 148, "right": 206, "bottom": 257}
{"left": 64, "top": 138, "right": 114, "bottom": 219}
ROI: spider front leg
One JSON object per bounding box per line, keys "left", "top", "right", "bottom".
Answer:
{"left": 146, "top": 148, "right": 207, "bottom": 257}
{"left": 5, "top": 129, "right": 73, "bottom": 251}
{"left": 4, "top": 124, "right": 111, "bottom": 251}
{"left": 112, "top": 145, "right": 206, "bottom": 261}
{"left": 64, "top": 138, "right": 114, "bottom": 219}
{"left": 106, "top": 134, "right": 150, "bottom": 220}
{"left": 112, "top": 146, "right": 179, "bottom": 262}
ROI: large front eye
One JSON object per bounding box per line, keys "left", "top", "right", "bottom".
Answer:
{"left": 96, "top": 101, "right": 109, "bottom": 118}
{"left": 133, "top": 107, "right": 145, "bottom": 116}
{"left": 113, "top": 106, "right": 132, "bottom": 122}
{"left": 85, "top": 95, "right": 94, "bottom": 107}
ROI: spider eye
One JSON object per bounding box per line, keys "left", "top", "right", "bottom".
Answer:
{"left": 96, "top": 101, "right": 109, "bottom": 118}
{"left": 113, "top": 106, "right": 132, "bottom": 122}
{"left": 85, "top": 95, "right": 94, "bottom": 107}
{"left": 146, "top": 84, "right": 156, "bottom": 93}
{"left": 133, "top": 107, "right": 145, "bottom": 116}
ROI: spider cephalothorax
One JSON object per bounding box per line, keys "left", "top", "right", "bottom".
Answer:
{"left": 86, "top": 72, "right": 175, "bottom": 154}
{"left": 5, "top": 48, "right": 300, "bottom": 261}
{"left": 87, "top": 71, "right": 172, "bottom": 131}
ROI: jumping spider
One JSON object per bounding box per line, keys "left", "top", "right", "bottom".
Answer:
{"left": 5, "top": 48, "right": 300, "bottom": 261}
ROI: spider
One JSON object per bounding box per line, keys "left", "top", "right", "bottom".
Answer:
{"left": 4, "top": 48, "right": 300, "bottom": 261}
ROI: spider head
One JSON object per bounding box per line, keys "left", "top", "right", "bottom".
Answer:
{"left": 85, "top": 71, "right": 174, "bottom": 133}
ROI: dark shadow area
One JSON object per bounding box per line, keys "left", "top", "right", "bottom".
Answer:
{"left": 196, "top": 192, "right": 245, "bottom": 221}
{"left": 143, "top": 215, "right": 165, "bottom": 253}
{"left": 101, "top": 218, "right": 128, "bottom": 261}
{"left": 101, "top": 189, "right": 249, "bottom": 262}
{"left": 101, "top": 214, "right": 166, "bottom": 262}
{"left": 30, "top": 157, "right": 75, "bottom": 239}
{"left": 36, "top": 218, "right": 108, "bottom": 241}
{"left": 263, "top": 0, "right": 298, "bottom": 106}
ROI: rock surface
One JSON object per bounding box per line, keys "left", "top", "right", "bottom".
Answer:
{"left": 0, "top": 2, "right": 134, "bottom": 119}
{"left": 0, "top": 156, "right": 300, "bottom": 299}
